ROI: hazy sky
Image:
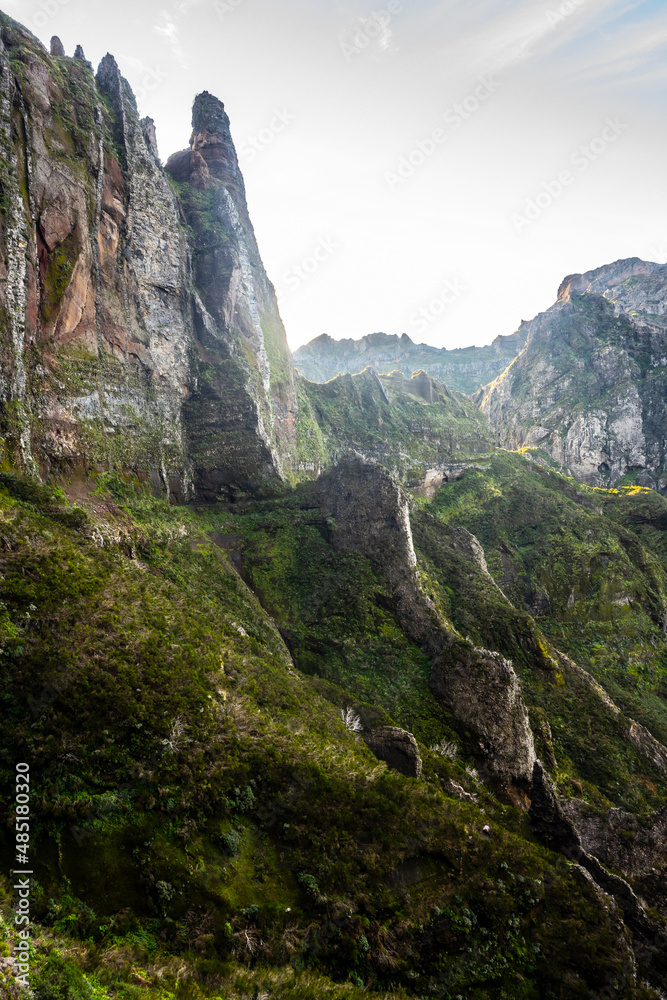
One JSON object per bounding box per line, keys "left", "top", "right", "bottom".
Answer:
{"left": 6, "top": 0, "right": 667, "bottom": 350}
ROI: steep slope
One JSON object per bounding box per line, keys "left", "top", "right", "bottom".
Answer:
{"left": 477, "top": 259, "right": 667, "bottom": 492}
{"left": 293, "top": 329, "right": 528, "bottom": 395}
{"left": 0, "top": 466, "right": 663, "bottom": 999}
{"left": 0, "top": 16, "right": 296, "bottom": 500}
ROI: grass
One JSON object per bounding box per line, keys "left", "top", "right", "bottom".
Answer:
{"left": 0, "top": 469, "right": 660, "bottom": 997}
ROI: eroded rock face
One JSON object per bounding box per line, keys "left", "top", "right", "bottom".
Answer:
{"left": 430, "top": 646, "right": 536, "bottom": 806}
{"left": 557, "top": 257, "right": 667, "bottom": 326}
{"left": 0, "top": 18, "right": 297, "bottom": 498}
{"left": 561, "top": 800, "right": 667, "bottom": 915}
{"left": 478, "top": 259, "right": 667, "bottom": 492}
{"left": 317, "top": 458, "right": 536, "bottom": 796}
{"left": 363, "top": 726, "right": 422, "bottom": 778}
{"left": 166, "top": 91, "right": 298, "bottom": 497}
{"left": 529, "top": 762, "right": 667, "bottom": 985}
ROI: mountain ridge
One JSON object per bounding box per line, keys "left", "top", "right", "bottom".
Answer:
{"left": 293, "top": 327, "right": 529, "bottom": 395}
{"left": 478, "top": 257, "right": 667, "bottom": 492}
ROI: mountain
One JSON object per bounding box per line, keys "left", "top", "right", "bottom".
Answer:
{"left": 296, "top": 366, "right": 494, "bottom": 490}
{"left": 477, "top": 258, "right": 667, "bottom": 492}
{"left": 293, "top": 329, "right": 528, "bottom": 395}
{"left": 1, "top": 13, "right": 667, "bottom": 1000}
{"left": 0, "top": 19, "right": 297, "bottom": 501}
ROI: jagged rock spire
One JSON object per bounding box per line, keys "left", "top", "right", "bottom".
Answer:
{"left": 73, "top": 44, "right": 93, "bottom": 69}
{"left": 167, "top": 90, "right": 243, "bottom": 193}
{"left": 191, "top": 91, "right": 232, "bottom": 143}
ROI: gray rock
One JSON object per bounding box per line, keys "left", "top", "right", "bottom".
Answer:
{"left": 430, "top": 646, "right": 536, "bottom": 806}
{"left": 561, "top": 799, "right": 667, "bottom": 885}
{"left": 140, "top": 117, "right": 160, "bottom": 161}
{"left": 529, "top": 761, "right": 667, "bottom": 983}
{"left": 50, "top": 36, "right": 65, "bottom": 57}
{"left": 478, "top": 258, "right": 667, "bottom": 494}
{"left": 165, "top": 91, "right": 299, "bottom": 498}
{"left": 363, "top": 726, "right": 422, "bottom": 778}
{"left": 318, "top": 458, "right": 537, "bottom": 797}
{"left": 74, "top": 45, "right": 93, "bottom": 70}
{"left": 0, "top": 26, "right": 298, "bottom": 501}
{"left": 293, "top": 328, "right": 528, "bottom": 396}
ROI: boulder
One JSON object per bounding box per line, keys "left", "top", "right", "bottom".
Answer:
{"left": 363, "top": 727, "right": 422, "bottom": 778}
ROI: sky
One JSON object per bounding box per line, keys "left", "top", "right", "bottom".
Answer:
{"left": 5, "top": 0, "right": 667, "bottom": 351}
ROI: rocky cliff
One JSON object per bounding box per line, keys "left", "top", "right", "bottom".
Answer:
{"left": 477, "top": 258, "right": 667, "bottom": 492}
{"left": 293, "top": 328, "right": 528, "bottom": 395}
{"left": 0, "top": 15, "right": 297, "bottom": 500}
{"left": 164, "top": 90, "right": 298, "bottom": 498}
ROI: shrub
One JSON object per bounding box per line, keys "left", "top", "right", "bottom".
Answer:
{"left": 32, "top": 953, "right": 92, "bottom": 1000}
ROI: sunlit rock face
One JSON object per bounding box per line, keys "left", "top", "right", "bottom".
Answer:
{"left": 477, "top": 259, "right": 667, "bottom": 493}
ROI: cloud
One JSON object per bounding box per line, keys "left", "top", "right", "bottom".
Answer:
{"left": 155, "top": 8, "right": 188, "bottom": 67}
{"left": 559, "top": 17, "right": 667, "bottom": 87}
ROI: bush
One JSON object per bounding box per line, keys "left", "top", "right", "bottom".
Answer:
{"left": 32, "top": 953, "right": 92, "bottom": 1000}
{"left": 221, "top": 828, "right": 243, "bottom": 855}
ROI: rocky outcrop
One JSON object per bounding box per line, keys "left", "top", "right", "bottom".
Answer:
{"left": 557, "top": 257, "right": 667, "bottom": 328}
{"left": 530, "top": 761, "right": 667, "bottom": 989}
{"left": 363, "top": 726, "right": 423, "bottom": 778}
{"left": 429, "top": 646, "right": 536, "bottom": 807}
{"left": 298, "top": 365, "right": 494, "bottom": 492}
{"left": 317, "top": 458, "right": 536, "bottom": 797}
{"left": 0, "top": 15, "right": 296, "bottom": 499}
{"left": 561, "top": 798, "right": 667, "bottom": 921}
{"left": 561, "top": 799, "right": 667, "bottom": 882}
{"left": 166, "top": 91, "right": 298, "bottom": 497}
{"left": 477, "top": 259, "right": 667, "bottom": 492}
{"left": 294, "top": 329, "right": 528, "bottom": 395}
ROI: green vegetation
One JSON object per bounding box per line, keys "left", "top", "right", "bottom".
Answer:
{"left": 0, "top": 469, "right": 661, "bottom": 998}
{"left": 297, "top": 368, "right": 493, "bottom": 484}
{"left": 41, "top": 233, "right": 80, "bottom": 325}
{"left": 426, "top": 449, "right": 667, "bottom": 813}
{"left": 168, "top": 178, "right": 233, "bottom": 275}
